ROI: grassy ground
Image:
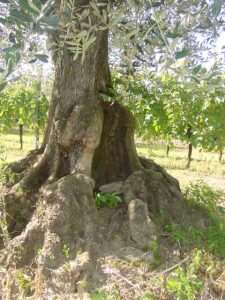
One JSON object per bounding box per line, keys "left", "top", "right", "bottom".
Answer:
{"left": 136, "top": 143, "right": 225, "bottom": 192}
{"left": 0, "top": 130, "right": 42, "bottom": 162}
{"left": 0, "top": 131, "right": 225, "bottom": 192}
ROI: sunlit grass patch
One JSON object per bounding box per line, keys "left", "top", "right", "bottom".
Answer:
{"left": 136, "top": 143, "right": 225, "bottom": 191}
{"left": 0, "top": 130, "right": 43, "bottom": 163}
{"left": 165, "top": 181, "right": 225, "bottom": 258}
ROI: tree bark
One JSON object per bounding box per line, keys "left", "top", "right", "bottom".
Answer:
{"left": 186, "top": 125, "right": 193, "bottom": 168}
{"left": 219, "top": 149, "right": 223, "bottom": 163}
{"left": 92, "top": 101, "right": 141, "bottom": 187}
{"left": 166, "top": 144, "right": 170, "bottom": 157}
{"left": 186, "top": 143, "right": 193, "bottom": 168}
{"left": 19, "top": 124, "right": 23, "bottom": 150}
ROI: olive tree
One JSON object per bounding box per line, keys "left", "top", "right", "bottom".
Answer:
{"left": 0, "top": 0, "right": 224, "bottom": 297}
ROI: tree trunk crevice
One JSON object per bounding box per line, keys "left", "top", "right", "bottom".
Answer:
{"left": 92, "top": 101, "right": 142, "bottom": 187}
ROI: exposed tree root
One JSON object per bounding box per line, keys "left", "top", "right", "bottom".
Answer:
{"left": 0, "top": 105, "right": 207, "bottom": 299}
{"left": 8, "top": 148, "right": 44, "bottom": 175}
{"left": 0, "top": 154, "right": 208, "bottom": 299}
{"left": 3, "top": 145, "right": 54, "bottom": 239}
{"left": 1, "top": 174, "right": 100, "bottom": 298}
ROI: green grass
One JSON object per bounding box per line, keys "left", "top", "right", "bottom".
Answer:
{"left": 136, "top": 143, "right": 225, "bottom": 191}
{"left": 0, "top": 131, "right": 225, "bottom": 192}
{"left": 0, "top": 130, "right": 43, "bottom": 162}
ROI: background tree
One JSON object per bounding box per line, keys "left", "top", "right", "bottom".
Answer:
{"left": 0, "top": 75, "right": 48, "bottom": 149}
{"left": 113, "top": 71, "right": 173, "bottom": 154}
{"left": 114, "top": 70, "right": 225, "bottom": 167}
{"left": 200, "top": 86, "right": 225, "bottom": 162}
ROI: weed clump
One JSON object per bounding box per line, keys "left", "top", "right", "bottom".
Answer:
{"left": 165, "top": 181, "right": 225, "bottom": 259}
{"left": 166, "top": 250, "right": 203, "bottom": 300}
{"left": 96, "top": 192, "right": 122, "bottom": 209}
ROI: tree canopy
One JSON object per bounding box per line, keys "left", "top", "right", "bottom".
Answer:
{"left": 0, "top": 0, "right": 224, "bottom": 91}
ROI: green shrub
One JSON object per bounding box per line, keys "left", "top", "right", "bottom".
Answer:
{"left": 206, "top": 219, "right": 225, "bottom": 258}
{"left": 91, "top": 286, "right": 120, "bottom": 300}
{"left": 165, "top": 222, "right": 204, "bottom": 249}
{"left": 91, "top": 291, "right": 108, "bottom": 300}
{"left": 166, "top": 250, "right": 203, "bottom": 300}
{"left": 15, "top": 271, "right": 32, "bottom": 297}
{"left": 184, "top": 180, "right": 223, "bottom": 217}
{"left": 96, "top": 192, "right": 122, "bottom": 209}
{"left": 165, "top": 182, "right": 225, "bottom": 258}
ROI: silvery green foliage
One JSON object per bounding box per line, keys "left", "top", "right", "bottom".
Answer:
{"left": 0, "top": 0, "right": 224, "bottom": 90}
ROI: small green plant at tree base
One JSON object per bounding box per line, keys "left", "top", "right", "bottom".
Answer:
{"left": 15, "top": 271, "right": 32, "bottom": 298}
{"left": 91, "top": 286, "right": 120, "bottom": 300}
{"left": 96, "top": 192, "right": 122, "bottom": 209}
{"left": 137, "top": 293, "right": 154, "bottom": 300}
{"left": 149, "top": 236, "right": 159, "bottom": 253}
{"left": 166, "top": 250, "right": 203, "bottom": 300}
{"left": 165, "top": 181, "right": 225, "bottom": 258}
{"left": 166, "top": 267, "right": 202, "bottom": 300}
{"left": 47, "top": 252, "right": 55, "bottom": 260}
{"left": 148, "top": 236, "right": 165, "bottom": 267}
{"left": 91, "top": 290, "right": 108, "bottom": 300}
{"left": 63, "top": 244, "right": 70, "bottom": 259}
{"left": 15, "top": 186, "right": 31, "bottom": 197}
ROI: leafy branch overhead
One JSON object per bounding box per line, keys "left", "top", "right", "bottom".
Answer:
{"left": 0, "top": 0, "right": 224, "bottom": 89}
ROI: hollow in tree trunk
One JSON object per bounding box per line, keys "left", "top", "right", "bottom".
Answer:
{"left": 0, "top": 3, "right": 202, "bottom": 298}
